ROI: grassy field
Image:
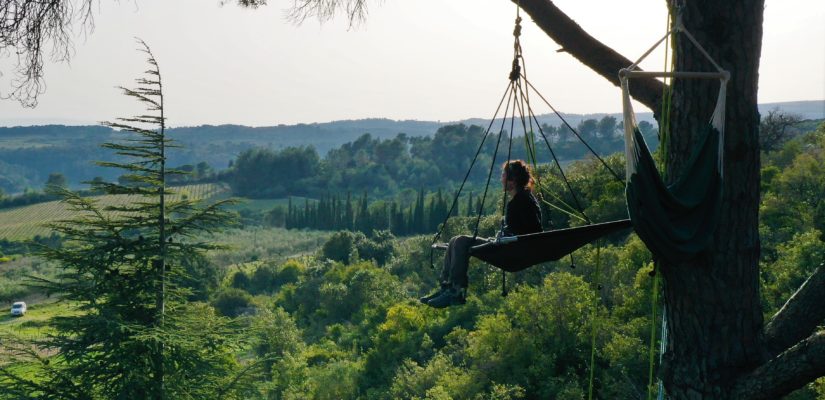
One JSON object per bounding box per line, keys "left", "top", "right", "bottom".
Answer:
{"left": 0, "top": 301, "right": 80, "bottom": 342}
{"left": 0, "top": 183, "right": 229, "bottom": 241}
{"left": 206, "top": 226, "right": 330, "bottom": 267}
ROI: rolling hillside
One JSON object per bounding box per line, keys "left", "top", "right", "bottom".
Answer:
{"left": 0, "top": 183, "right": 228, "bottom": 241}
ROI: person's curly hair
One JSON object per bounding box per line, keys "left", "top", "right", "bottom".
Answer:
{"left": 502, "top": 160, "right": 535, "bottom": 191}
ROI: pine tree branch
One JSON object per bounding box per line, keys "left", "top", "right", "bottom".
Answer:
{"left": 731, "top": 331, "right": 825, "bottom": 400}
{"left": 763, "top": 262, "right": 825, "bottom": 358}
{"left": 515, "top": 0, "right": 665, "bottom": 115}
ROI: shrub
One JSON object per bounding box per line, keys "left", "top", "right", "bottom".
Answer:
{"left": 321, "top": 231, "right": 361, "bottom": 264}
{"left": 211, "top": 287, "right": 253, "bottom": 317}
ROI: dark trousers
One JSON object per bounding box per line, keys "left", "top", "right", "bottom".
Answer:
{"left": 440, "top": 235, "right": 490, "bottom": 288}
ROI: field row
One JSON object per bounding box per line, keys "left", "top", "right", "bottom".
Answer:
{"left": 0, "top": 183, "right": 229, "bottom": 241}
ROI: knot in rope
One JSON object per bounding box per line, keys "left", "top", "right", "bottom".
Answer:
{"left": 510, "top": 16, "right": 523, "bottom": 82}
{"left": 509, "top": 58, "right": 521, "bottom": 82}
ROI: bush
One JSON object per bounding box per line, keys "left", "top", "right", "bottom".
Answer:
{"left": 359, "top": 230, "right": 396, "bottom": 266}
{"left": 211, "top": 287, "right": 253, "bottom": 317}
{"left": 321, "top": 231, "right": 361, "bottom": 264}
{"left": 276, "top": 259, "right": 303, "bottom": 286}
{"left": 251, "top": 263, "right": 279, "bottom": 294}
{"left": 320, "top": 230, "right": 397, "bottom": 266}
{"left": 230, "top": 271, "right": 251, "bottom": 291}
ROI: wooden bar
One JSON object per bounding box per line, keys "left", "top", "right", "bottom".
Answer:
{"left": 619, "top": 69, "right": 729, "bottom": 80}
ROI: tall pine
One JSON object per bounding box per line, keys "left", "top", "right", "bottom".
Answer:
{"left": 0, "top": 41, "right": 253, "bottom": 399}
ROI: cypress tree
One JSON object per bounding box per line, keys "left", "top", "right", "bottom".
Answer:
{"left": 345, "top": 192, "right": 354, "bottom": 231}
{"left": 357, "top": 191, "right": 369, "bottom": 233}
{"left": 413, "top": 188, "right": 425, "bottom": 234}
{"left": 286, "top": 196, "right": 293, "bottom": 229}
{"left": 466, "top": 191, "right": 474, "bottom": 217}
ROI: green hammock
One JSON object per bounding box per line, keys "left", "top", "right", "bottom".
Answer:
{"left": 624, "top": 125, "right": 722, "bottom": 264}
{"left": 620, "top": 56, "right": 728, "bottom": 264}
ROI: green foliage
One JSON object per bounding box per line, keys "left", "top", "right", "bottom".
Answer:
{"left": 761, "top": 230, "right": 825, "bottom": 315}
{"left": 322, "top": 231, "right": 360, "bottom": 264}
{"left": 0, "top": 41, "right": 249, "bottom": 400}
{"left": 212, "top": 288, "right": 254, "bottom": 317}
{"left": 228, "top": 119, "right": 643, "bottom": 205}
{"left": 390, "top": 354, "right": 481, "bottom": 400}
{"left": 760, "top": 122, "right": 825, "bottom": 259}
{"left": 321, "top": 230, "right": 397, "bottom": 266}
{"left": 231, "top": 146, "right": 320, "bottom": 198}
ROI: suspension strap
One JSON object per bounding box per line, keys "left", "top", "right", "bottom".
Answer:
{"left": 587, "top": 241, "right": 602, "bottom": 400}
{"left": 647, "top": 260, "right": 661, "bottom": 400}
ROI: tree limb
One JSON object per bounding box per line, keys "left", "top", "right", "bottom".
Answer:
{"left": 763, "top": 263, "right": 825, "bottom": 358}
{"left": 731, "top": 331, "right": 825, "bottom": 400}
{"left": 514, "top": 0, "right": 665, "bottom": 116}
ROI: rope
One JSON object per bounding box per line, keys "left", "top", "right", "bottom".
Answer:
{"left": 473, "top": 84, "right": 514, "bottom": 239}
{"left": 587, "top": 241, "right": 602, "bottom": 400}
{"left": 512, "top": 80, "right": 586, "bottom": 221}
{"left": 519, "top": 89, "right": 591, "bottom": 224}
{"left": 499, "top": 72, "right": 518, "bottom": 297}
{"left": 647, "top": 7, "right": 674, "bottom": 397}
{"left": 521, "top": 77, "right": 625, "bottom": 185}
{"left": 647, "top": 262, "right": 661, "bottom": 400}
{"left": 428, "top": 82, "right": 512, "bottom": 268}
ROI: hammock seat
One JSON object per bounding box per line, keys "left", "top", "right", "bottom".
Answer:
{"left": 619, "top": 21, "right": 729, "bottom": 264}
{"left": 469, "top": 219, "right": 633, "bottom": 272}
{"left": 624, "top": 124, "right": 722, "bottom": 264}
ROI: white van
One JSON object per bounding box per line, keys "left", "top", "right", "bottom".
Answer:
{"left": 10, "top": 301, "right": 26, "bottom": 316}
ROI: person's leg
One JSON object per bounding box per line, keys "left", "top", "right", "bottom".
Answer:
{"left": 448, "top": 235, "right": 476, "bottom": 289}
{"left": 428, "top": 235, "right": 485, "bottom": 308}
{"left": 420, "top": 236, "right": 458, "bottom": 304}
{"left": 440, "top": 235, "right": 460, "bottom": 284}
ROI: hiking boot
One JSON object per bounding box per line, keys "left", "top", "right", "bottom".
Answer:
{"left": 426, "top": 287, "right": 466, "bottom": 309}
{"left": 419, "top": 283, "right": 448, "bottom": 304}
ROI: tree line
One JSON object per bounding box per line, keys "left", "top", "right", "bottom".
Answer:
{"left": 282, "top": 188, "right": 493, "bottom": 236}
{"left": 227, "top": 117, "right": 657, "bottom": 199}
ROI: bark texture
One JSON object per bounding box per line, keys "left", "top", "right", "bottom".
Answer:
{"left": 731, "top": 332, "right": 825, "bottom": 400}
{"left": 763, "top": 264, "right": 825, "bottom": 358}
{"left": 659, "top": 1, "right": 765, "bottom": 398}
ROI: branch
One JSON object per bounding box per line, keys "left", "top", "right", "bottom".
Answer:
{"left": 763, "top": 263, "right": 825, "bottom": 358}
{"left": 515, "top": 0, "right": 665, "bottom": 116}
{"left": 731, "top": 331, "right": 825, "bottom": 400}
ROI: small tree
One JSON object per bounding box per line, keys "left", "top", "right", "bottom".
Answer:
{"left": 760, "top": 108, "right": 803, "bottom": 152}
{"left": 0, "top": 40, "right": 254, "bottom": 399}
{"left": 45, "top": 172, "right": 67, "bottom": 188}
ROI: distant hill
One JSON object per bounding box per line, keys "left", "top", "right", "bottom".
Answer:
{"left": 0, "top": 100, "right": 821, "bottom": 194}
{"left": 758, "top": 100, "right": 825, "bottom": 120}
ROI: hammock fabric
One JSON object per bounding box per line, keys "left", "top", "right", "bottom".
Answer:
{"left": 620, "top": 35, "right": 728, "bottom": 264}
{"left": 624, "top": 125, "right": 722, "bottom": 264}
{"left": 470, "top": 219, "right": 633, "bottom": 272}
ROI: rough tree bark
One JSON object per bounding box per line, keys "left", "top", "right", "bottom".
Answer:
{"left": 513, "top": 0, "right": 825, "bottom": 398}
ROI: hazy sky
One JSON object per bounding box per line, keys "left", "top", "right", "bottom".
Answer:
{"left": 0, "top": 0, "right": 822, "bottom": 127}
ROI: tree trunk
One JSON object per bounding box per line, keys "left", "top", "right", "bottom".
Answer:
{"left": 659, "top": 0, "right": 764, "bottom": 398}
{"left": 516, "top": 0, "right": 825, "bottom": 396}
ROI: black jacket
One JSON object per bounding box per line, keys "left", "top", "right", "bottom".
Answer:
{"left": 503, "top": 189, "right": 542, "bottom": 236}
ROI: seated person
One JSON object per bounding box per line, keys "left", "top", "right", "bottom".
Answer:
{"left": 422, "top": 159, "right": 542, "bottom": 308}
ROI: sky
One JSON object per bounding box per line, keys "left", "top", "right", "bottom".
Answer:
{"left": 0, "top": 0, "right": 823, "bottom": 127}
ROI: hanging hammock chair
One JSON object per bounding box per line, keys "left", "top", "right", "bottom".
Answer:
{"left": 620, "top": 18, "right": 729, "bottom": 264}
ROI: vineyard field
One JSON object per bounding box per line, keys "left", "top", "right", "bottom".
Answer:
{"left": 0, "top": 183, "right": 229, "bottom": 241}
